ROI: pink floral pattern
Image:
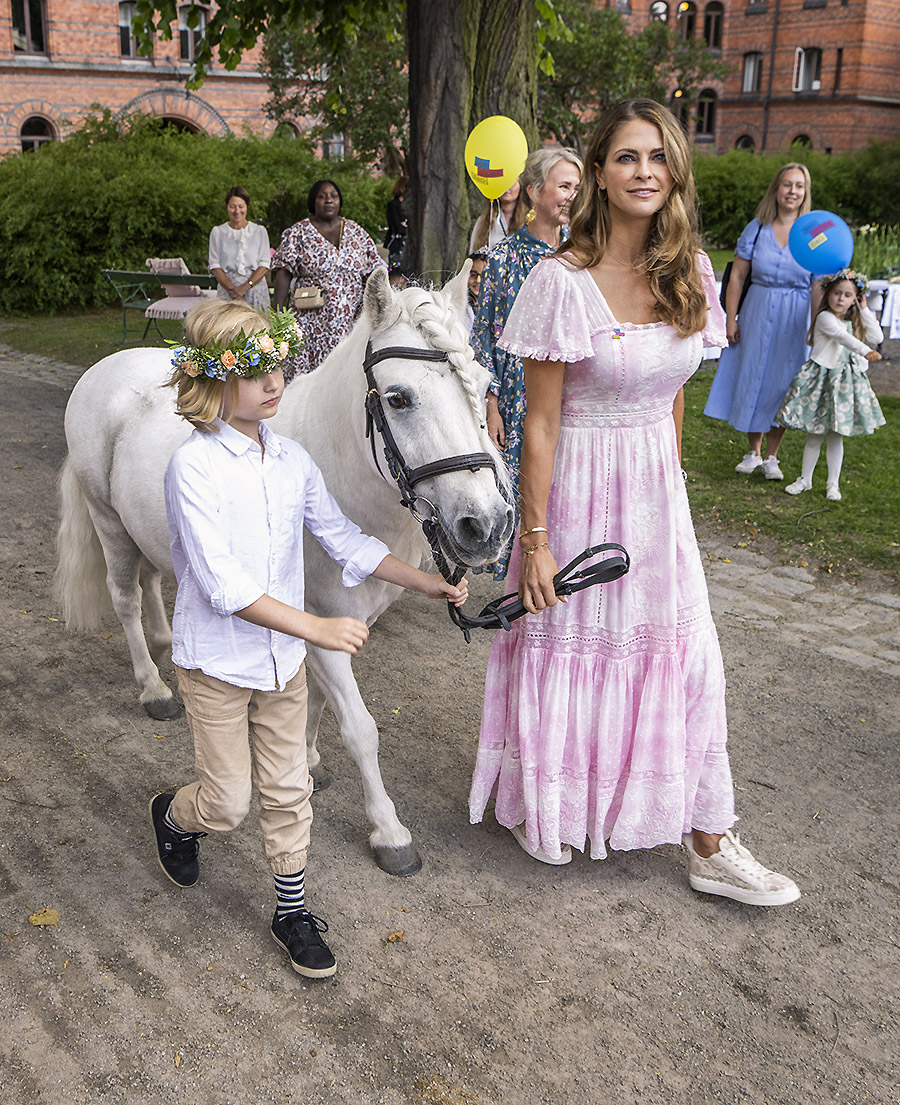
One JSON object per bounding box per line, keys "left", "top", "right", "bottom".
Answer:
{"left": 272, "top": 218, "right": 384, "bottom": 380}
{"left": 468, "top": 253, "right": 737, "bottom": 860}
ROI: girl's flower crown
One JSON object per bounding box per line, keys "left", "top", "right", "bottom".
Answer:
{"left": 825, "top": 268, "right": 870, "bottom": 295}
{"left": 170, "top": 309, "right": 302, "bottom": 381}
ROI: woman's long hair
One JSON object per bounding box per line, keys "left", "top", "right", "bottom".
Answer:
{"left": 755, "top": 162, "right": 812, "bottom": 226}
{"left": 562, "top": 98, "right": 707, "bottom": 338}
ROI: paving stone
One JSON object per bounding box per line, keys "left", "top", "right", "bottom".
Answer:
{"left": 770, "top": 566, "right": 818, "bottom": 584}
{"left": 760, "top": 574, "right": 816, "bottom": 598}
{"left": 719, "top": 598, "right": 783, "bottom": 621}
{"left": 819, "top": 645, "right": 887, "bottom": 670}
{"left": 864, "top": 593, "right": 900, "bottom": 610}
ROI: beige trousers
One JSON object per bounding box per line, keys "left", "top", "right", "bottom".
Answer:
{"left": 170, "top": 664, "right": 312, "bottom": 875}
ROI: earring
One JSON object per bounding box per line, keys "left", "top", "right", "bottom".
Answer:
{"left": 525, "top": 207, "right": 536, "bottom": 224}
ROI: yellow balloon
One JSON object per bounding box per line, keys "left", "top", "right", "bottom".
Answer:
{"left": 465, "top": 116, "right": 529, "bottom": 201}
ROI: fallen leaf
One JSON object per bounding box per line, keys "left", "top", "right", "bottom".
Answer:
{"left": 174, "top": 1053, "right": 182, "bottom": 1069}
{"left": 721, "top": 558, "right": 732, "bottom": 564}
{"left": 385, "top": 930, "right": 405, "bottom": 943}
{"left": 28, "top": 908, "right": 60, "bottom": 927}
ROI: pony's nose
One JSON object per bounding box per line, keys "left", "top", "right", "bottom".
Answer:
{"left": 453, "top": 504, "right": 514, "bottom": 552}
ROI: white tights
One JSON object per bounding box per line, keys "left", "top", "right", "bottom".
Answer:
{"left": 800, "top": 432, "right": 844, "bottom": 488}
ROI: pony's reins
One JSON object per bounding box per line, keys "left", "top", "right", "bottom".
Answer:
{"left": 362, "top": 339, "right": 630, "bottom": 640}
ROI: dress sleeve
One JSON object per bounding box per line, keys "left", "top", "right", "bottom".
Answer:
{"left": 861, "top": 305, "right": 884, "bottom": 347}
{"left": 698, "top": 250, "right": 727, "bottom": 349}
{"left": 271, "top": 222, "right": 302, "bottom": 274}
{"left": 498, "top": 258, "right": 596, "bottom": 363}
{"left": 208, "top": 225, "right": 222, "bottom": 271}
{"left": 735, "top": 218, "right": 761, "bottom": 262}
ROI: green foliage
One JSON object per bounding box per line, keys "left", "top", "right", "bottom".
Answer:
{"left": 0, "top": 112, "right": 391, "bottom": 313}
{"left": 851, "top": 225, "right": 900, "bottom": 280}
{"left": 693, "top": 142, "right": 900, "bottom": 249}
{"left": 538, "top": 1, "right": 729, "bottom": 152}
{"left": 260, "top": 1, "right": 408, "bottom": 173}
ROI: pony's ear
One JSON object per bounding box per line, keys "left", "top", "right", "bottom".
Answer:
{"left": 444, "top": 260, "right": 472, "bottom": 321}
{"left": 364, "top": 267, "right": 401, "bottom": 332}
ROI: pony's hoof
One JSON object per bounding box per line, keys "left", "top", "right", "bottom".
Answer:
{"left": 142, "top": 696, "right": 182, "bottom": 721}
{"left": 373, "top": 843, "right": 422, "bottom": 877}
{"left": 310, "top": 765, "right": 331, "bottom": 792}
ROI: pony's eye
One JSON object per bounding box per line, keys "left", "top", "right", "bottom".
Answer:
{"left": 387, "top": 394, "right": 409, "bottom": 410}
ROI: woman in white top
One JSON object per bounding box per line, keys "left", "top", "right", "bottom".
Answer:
{"left": 208, "top": 186, "right": 271, "bottom": 314}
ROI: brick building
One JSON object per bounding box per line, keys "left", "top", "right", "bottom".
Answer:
{"left": 609, "top": 0, "right": 900, "bottom": 153}
{"left": 1, "top": 0, "right": 283, "bottom": 156}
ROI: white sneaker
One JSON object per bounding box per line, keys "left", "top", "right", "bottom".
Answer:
{"left": 761, "top": 456, "right": 784, "bottom": 480}
{"left": 785, "top": 477, "right": 811, "bottom": 495}
{"left": 735, "top": 453, "right": 763, "bottom": 474}
{"left": 683, "top": 830, "right": 800, "bottom": 906}
{"left": 826, "top": 484, "right": 842, "bottom": 501}
{"left": 509, "top": 823, "right": 572, "bottom": 866}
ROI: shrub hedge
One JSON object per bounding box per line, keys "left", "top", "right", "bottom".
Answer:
{"left": 0, "top": 111, "right": 392, "bottom": 313}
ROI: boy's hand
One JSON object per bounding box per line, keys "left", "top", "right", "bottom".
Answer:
{"left": 305, "top": 615, "right": 369, "bottom": 654}
{"left": 436, "top": 576, "right": 468, "bottom": 606}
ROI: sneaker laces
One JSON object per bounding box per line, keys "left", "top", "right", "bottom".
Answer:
{"left": 718, "top": 832, "right": 776, "bottom": 880}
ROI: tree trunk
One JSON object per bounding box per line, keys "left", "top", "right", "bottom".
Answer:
{"left": 406, "top": 0, "right": 538, "bottom": 280}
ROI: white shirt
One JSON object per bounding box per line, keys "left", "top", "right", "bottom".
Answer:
{"left": 165, "top": 419, "right": 389, "bottom": 691}
{"left": 208, "top": 221, "right": 271, "bottom": 280}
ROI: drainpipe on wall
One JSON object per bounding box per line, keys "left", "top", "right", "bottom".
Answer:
{"left": 761, "top": 0, "right": 781, "bottom": 151}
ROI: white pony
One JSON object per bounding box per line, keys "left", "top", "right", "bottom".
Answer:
{"left": 56, "top": 267, "right": 513, "bottom": 875}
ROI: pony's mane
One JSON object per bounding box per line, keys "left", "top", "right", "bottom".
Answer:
{"left": 379, "top": 284, "right": 487, "bottom": 433}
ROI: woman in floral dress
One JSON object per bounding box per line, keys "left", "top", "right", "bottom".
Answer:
{"left": 272, "top": 180, "right": 384, "bottom": 380}
{"left": 469, "top": 100, "right": 800, "bottom": 907}
{"left": 471, "top": 148, "right": 582, "bottom": 578}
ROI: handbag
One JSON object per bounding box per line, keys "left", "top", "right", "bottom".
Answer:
{"left": 719, "top": 223, "right": 762, "bottom": 314}
{"left": 292, "top": 286, "right": 324, "bottom": 310}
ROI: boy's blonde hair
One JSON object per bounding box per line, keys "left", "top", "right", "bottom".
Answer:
{"left": 167, "top": 299, "right": 270, "bottom": 432}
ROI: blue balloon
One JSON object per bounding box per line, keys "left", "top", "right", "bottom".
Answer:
{"left": 788, "top": 210, "right": 854, "bottom": 274}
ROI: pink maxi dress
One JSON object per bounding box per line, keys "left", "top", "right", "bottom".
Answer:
{"left": 468, "top": 252, "right": 737, "bottom": 861}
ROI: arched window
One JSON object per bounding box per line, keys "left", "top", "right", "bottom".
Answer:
{"left": 677, "top": 2, "right": 697, "bottom": 39}
{"left": 742, "top": 52, "right": 763, "bottom": 93}
{"left": 12, "top": 0, "right": 47, "bottom": 53}
{"left": 272, "top": 122, "right": 300, "bottom": 140}
{"left": 792, "top": 134, "right": 813, "bottom": 148}
{"left": 696, "top": 89, "right": 717, "bottom": 138}
{"left": 703, "top": 2, "right": 724, "bottom": 50}
{"left": 650, "top": 1, "right": 669, "bottom": 22}
{"left": 793, "top": 47, "right": 822, "bottom": 91}
{"left": 735, "top": 134, "right": 755, "bottom": 150}
{"left": 119, "top": 2, "right": 137, "bottom": 57}
{"left": 179, "top": 5, "right": 208, "bottom": 61}
{"left": 21, "top": 116, "right": 55, "bottom": 153}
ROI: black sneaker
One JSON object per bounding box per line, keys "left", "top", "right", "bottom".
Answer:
{"left": 271, "top": 910, "right": 337, "bottom": 978}
{"left": 149, "top": 793, "right": 204, "bottom": 887}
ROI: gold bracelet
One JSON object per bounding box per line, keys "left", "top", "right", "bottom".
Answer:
{"left": 522, "top": 541, "right": 550, "bottom": 557}
{"left": 519, "top": 526, "right": 548, "bottom": 541}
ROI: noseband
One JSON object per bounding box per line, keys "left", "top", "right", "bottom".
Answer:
{"left": 363, "top": 339, "right": 501, "bottom": 585}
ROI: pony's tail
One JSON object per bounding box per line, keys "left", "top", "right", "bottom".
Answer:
{"left": 54, "top": 458, "right": 112, "bottom": 631}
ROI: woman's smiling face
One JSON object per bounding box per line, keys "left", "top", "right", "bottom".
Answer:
{"left": 596, "top": 118, "right": 673, "bottom": 221}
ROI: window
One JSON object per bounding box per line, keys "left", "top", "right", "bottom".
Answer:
{"left": 119, "top": 2, "right": 137, "bottom": 57}
{"left": 323, "top": 133, "right": 346, "bottom": 160}
{"left": 272, "top": 122, "right": 299, "bottom": 140}
{"left": 650, "top": 1, "right": 669, "bottom": 22}
{"left": 696, "top": 89, "right": 717, "bottom": 137}
{"left": 792, "top": 134, "right": 812, "bottom": 147}
{"left": 12, "top": 0, "right": 46, "bottom": 53}
{"left": 742, "top": 52, "right": 763, "bottom": 93}
{"left": 703, "top": 2, "right": 723, "bottom": 50}
{"left": 735, "top": 134, "right": 755, "bottom": 150}
{"left": 179, "top": 5, "right": 207, "bottom": 61}
{"left": 671, "top": 90, "right": 689, "bottom": 130}
{"left": 834, "top": 47, "right": 843, "bottom": 93}
{"left": 677, "top": 2, "right": 697, "bottom": 38}
{"left": 21, "top": 116, "right": 55, "bottom": 153}
{"left": 792, "top": 47, "right": 822, "bottom": 92}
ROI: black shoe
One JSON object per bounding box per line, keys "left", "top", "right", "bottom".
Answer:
{"left": 271, "top": 909, "right": 337, "bottom": 978}
{"left": 149, "top": 793, "right": 204, "bottom": 887}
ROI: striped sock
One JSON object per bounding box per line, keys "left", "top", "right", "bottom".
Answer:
{"left": 163, "top": 801, "right": 192, "bottom": 837}
{"left": 274, "top": 870, "right": 306, "bottom": 918}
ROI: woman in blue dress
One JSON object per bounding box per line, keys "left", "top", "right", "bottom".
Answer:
{"left": 704, "top": 163, "right": 818, "bottom": 480}
{"left": 472, "top": 147, "right": 582, "bottom": 578}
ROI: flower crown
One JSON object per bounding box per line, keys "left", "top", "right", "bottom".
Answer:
{"left": 825, "top": 268, "right": 870, "bottom": 295}
{"left": 170, "top": 308, "right": 302, "bottom": 381}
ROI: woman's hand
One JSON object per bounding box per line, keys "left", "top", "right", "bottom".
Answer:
{"left": 230, "top": 282, "right": 249, "bottom": 300}
{"left": 726, "top": 317, "right": 740, "bottom": 344}
{"left": 486, "top": 393, "right": 506, "bottom": 448}
{"left": 519, "top": 545, "right": 559, "bottom": 614}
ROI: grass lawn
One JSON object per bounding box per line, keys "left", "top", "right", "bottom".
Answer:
{"left": 704, "top": 248, "right": 733, "bottom": 273}
{"left": 0, "top": 306, "right": 184, "bottom": 368}
{"left": 685, "top": 366, "right": 900, "bottom": 584}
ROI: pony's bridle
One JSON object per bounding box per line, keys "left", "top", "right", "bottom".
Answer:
{"left": 362, "top": 339, "right": 501, "bottom": 585}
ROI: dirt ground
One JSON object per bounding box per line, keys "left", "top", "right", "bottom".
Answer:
{"left": 1, "top": 368, "right": 898, "bottom": 1105}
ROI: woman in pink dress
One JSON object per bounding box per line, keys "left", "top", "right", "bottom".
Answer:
{"left": 469, "top": 100, "right": 800, "bottom": 907}
{"left": 272, "top": 180, "right": 384, "bottom": 380}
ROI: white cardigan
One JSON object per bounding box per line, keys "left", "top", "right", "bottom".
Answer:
{"left": 810, "top": 307, "right": 883, "bottom": 370}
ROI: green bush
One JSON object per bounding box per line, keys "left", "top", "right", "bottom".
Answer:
{"left": 693, "top": 141, "right": 900, "bottom": 250}
{"left": 0, "top": 111, "right": 392, "bottom": 313}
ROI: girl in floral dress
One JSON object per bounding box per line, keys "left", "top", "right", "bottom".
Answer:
{"left": 469, "top": 99, "right": 800, "bottom": 907}
{"left": 780, "top": 269, "right": 884, "bottom": 501}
